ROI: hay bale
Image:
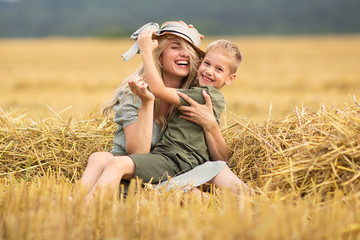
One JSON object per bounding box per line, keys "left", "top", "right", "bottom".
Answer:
{"left": 1, "top": 100, "right": 360, "bottom": 196}
{"left": 225, "top": 100, "right": 360, "bottom": 195}
{"left": 0, "top": 109, "right": 115, "bottom": 180}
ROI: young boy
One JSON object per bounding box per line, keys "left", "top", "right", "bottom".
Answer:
{"left": 132, "top": 30, "right": 242, "bottom": 184}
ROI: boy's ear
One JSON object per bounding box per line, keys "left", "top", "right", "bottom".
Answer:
{"left": 225, "top": 73, "right": 236, "bottom": 86}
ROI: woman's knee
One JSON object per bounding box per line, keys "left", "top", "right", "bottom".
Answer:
{"left": 88, "top": 152, "right": 113, "bottom": 166}
{"left": 106, "top": 156, "right": 135, "bottom": 176}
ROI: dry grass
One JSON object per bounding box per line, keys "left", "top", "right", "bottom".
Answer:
{"left": 1, "top": 176, "right": 360, "bottom": 240}
{"left": 1, "top": 36, "right": 359, "bottom": 120}
{"left": 1, "top": 99, "right": 360, "bottom": 239}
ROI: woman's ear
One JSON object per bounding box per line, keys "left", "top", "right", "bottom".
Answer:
{"left": 225, "top": 73, "right": 236, "bottom": 86}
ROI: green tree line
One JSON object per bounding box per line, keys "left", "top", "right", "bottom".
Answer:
{"left": 0, "top": 0, "right": 359, "bottom": 37}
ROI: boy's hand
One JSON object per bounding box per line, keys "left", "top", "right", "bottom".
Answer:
{"left": 177, "top": 90, "right": 217, "bottom": 130}
{"left": 138, "top": 29, "right": 158, "bottom": 54}
{"left": 177, "top": 20, "right": 205, "bottom": 39}
{"left": 128, "top": 75, "right": 155, "bottom": 102}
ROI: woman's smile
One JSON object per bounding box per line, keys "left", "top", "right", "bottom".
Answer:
{"left": 175, "top": 59, "right": 189, "bottom": 66}
{"left": 161, "top": 39, "right": 191, "bottom": 78}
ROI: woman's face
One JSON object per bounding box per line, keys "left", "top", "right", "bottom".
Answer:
{"left": 159, "top": 37, "right": 191, "bottom": 81}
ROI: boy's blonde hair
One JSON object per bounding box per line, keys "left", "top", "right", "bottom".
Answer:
{"left": 206, "top": 39, "right": 242, "bottom": 74}
{"left": 103, "top": 34, "right": 200, "bottom": 130}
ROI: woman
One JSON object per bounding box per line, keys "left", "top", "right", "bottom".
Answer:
{"left": 80, "top": 21, "right": 246, "bottom": 198}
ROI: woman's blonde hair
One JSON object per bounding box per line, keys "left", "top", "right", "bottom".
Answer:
{"left": 103, "top": 34, "right": 200, "bottom": 130}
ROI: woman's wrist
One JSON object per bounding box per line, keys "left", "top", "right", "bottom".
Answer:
{"left": 141, "top": 50, "right": 153, "bottom": 59}
{"left": 202, "top": 118, "right": 218, "bottom": 132}
{"left": 141, "top": 98, "right": 155, "bottom": 105}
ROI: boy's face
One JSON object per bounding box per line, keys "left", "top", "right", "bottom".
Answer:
{"left": 197, "top": 50, "right": 236, "bottom": 90}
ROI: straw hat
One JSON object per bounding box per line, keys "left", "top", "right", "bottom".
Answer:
{"left": 122, "top": 21, "right": 204, "bottom": 61}
{"left": 154, "top": 21, "right": 205, "bottom": 57}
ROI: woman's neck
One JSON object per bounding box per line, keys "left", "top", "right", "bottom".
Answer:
{"left": 163, "top": 74, "right": 184, "bottom": 89}
{"left": 160, "top": 101, "right": 172, "bottom": 116}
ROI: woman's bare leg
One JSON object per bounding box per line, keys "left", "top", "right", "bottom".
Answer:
{"left": 86, "top": 155, "right": 135, "bottom": 199}
{"left": 80, "top": 152, "right": 114, "bottom": 193}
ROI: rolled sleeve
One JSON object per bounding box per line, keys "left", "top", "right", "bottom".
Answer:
{"left": 113, "top": 92, "right": 141, "bottom": 128}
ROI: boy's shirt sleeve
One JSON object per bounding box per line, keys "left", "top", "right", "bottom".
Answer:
{"left": 177, "top": 86, "right": 225, "bottom": 124}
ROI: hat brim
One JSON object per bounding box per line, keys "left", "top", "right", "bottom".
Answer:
{"left": 153, "top": 32, "right": 205, "bottom": 58}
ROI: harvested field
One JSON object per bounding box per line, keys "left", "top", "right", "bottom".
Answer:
{"left": 1, "top": 99, "right": 360, "bottom": 239}
{"left": 1, "top": 36, "right": 360, "bottom": 239}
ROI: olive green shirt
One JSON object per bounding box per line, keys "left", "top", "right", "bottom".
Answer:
{"left": 151, "top": 86, "right": 225, "bottom": 168}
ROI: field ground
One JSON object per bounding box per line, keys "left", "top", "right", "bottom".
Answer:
{"left": 1, "top": 35, "right": 359, "bottom": 122}
{"left": 1, "top": 36, "right": 360, "bottom": 239}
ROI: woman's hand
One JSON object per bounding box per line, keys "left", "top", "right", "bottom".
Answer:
{"left": 177, "top": 90, "right": 217, "bottom": 130}
{"left": 128, "top": 75, "right": 155, "bottom": 103}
